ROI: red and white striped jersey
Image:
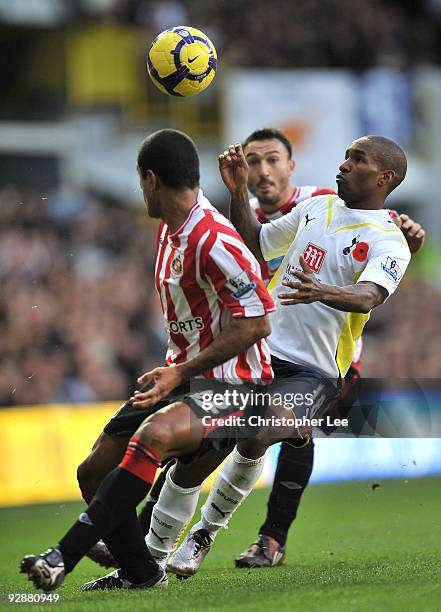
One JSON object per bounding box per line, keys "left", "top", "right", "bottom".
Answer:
{"left": 250, "top": 185, "right": 335, "bottom": 225}
{"left": 155, "top": 191, "right": 275, "bottom": 383}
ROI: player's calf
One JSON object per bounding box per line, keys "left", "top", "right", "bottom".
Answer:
{"left": 167, "top": 446, "right": 266, "bottom": 577}
{"left": 77, "top": 432, "right": 129, "bottom": 503}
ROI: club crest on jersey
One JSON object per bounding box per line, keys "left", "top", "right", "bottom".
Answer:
{"left": 342, "top": 236, "right": 369, "bottom": 262}
{"left": 226, "top": 270, "right": 257, "bottom": 299}
{"left": 342, "top": 235, "right": 360, "bottom": 255}
{"left": 303, "top": 243, "right": 326, "bottom": 273}
{"left": 171, "top": 253, "right": 183, "bottom": 277}
{"left": 381, "top": 256, "right": 402, "bottom": 283}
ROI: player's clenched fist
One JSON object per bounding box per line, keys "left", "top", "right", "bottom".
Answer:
{"left": 219, "top": 143, "right": 249, "bottom": 193}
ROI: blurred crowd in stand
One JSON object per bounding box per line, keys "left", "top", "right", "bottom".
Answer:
{"left": 363, "top": 279, "right": 441, "bottom": 379}
{"left": 0, "top": 188, "right": 166, "bottom": 406}
{"left": 1, "top": 0, "right": 440, "bottom": 407}
{"left": 78, "top": 0, "right": 441, "bottom": 68}
{"left": 1, "top": 187, "right": 440, "bottom": 407}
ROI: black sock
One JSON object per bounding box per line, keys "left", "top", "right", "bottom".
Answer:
{"left": 138, "top": 460, "right": 176, "bottom": 536}
{"left": 59, "top": 467, "right": 153, "bottom": 574}
{"left": 259, "top": 440, "right": 314, "bottom": 547}
{"left": 103, "top": 510, "right": 158, "bottom": 583}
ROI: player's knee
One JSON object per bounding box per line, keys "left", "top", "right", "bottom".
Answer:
{"left": 237, "top": 439, "right": 268, "bottom": 460}
{"left": 77, "top": 459, "right": 96, "bottom": 503}
{"left": 137, "top": 417, "right": 175, "bottom": 459}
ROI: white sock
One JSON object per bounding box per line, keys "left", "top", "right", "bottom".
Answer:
{"left": 191, "top": 446, "right": 265, "bottom": 541}
{"left": 145, "top": 468, "right": 202, "bottom": 568}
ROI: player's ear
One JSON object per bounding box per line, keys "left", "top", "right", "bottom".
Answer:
{"left": 288, "top": 158, "right": 295, "bottom": 175}
{"left": 378, "top": 169, "right": 395, "bottom": 189}
{"left": 146, "top": 169, "right": 158, "bottom": 190}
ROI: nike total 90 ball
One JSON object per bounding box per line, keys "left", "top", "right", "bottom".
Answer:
{"left": 147, "top": 26, "right": 217, "bottom": 97}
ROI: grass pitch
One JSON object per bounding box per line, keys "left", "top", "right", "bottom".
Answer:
{"left": 1, "top": 477, "right": 440, "bottom": 611}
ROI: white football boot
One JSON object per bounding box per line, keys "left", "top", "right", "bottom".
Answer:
{"left": 167, "top": 529, "right": 212, "bottom": 578}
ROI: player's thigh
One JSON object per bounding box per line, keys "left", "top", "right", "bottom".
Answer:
{"left": 135, "top": 401, "right": 206, "bottom": 458}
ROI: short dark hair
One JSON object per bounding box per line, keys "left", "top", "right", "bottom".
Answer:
{"left": 242, "top": 128, "right": 292, "bottom": 159}
{"left": 365, "top": 135, "right": 407, "bottom": 193}
{"left": 137, "top": 129, "right": 200, "bottom": 189}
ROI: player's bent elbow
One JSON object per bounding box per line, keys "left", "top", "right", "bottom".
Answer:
{"left": 261, "top": 317, "right": 271, "bottom": 338}
{"left": 251, "top": 315, "right": 271, "bottom": 340}
{"left": 357, "top": 282, "right": 388, "bottom": 312}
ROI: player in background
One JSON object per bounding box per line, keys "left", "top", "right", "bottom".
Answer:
{"left": 135, "top": 129, "right": 425, "bottom": 575}
{"left": 163, "top": 137, "right": 418, "bottom": 576}
{"left": 19, "top": 129, "right": 275, "bottom": 592}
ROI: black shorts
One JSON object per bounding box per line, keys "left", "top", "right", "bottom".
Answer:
{"left": 103, "top": 378, "right": 252, "bottom": 453}
{"left": 269, "top": 356, "right": 338, "bottom": 419}
{"left": 250, "top": 356, "right": 339, "bottom": 442}
{"left": 103, "top": 382, "right": 191, "bottom": 437}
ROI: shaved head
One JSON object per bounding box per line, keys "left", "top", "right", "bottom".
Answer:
{"left": 357, "top": 135, "right": 407, "bottom": 194}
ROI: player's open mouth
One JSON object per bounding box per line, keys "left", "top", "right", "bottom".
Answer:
{"left": 336, "top": 174, "right": 345, "bottom": 182}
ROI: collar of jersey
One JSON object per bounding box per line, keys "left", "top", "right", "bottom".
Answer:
{"left": 256, "top": 186, "right": 299, "bottom": 221}
{"left": 340, "top": 200, "right": 390, "bottom": 215}
{"left": 278, "top": 186, "right": 300, "bottom": 214}
{"left": 168, "top": 201, "right": 199, "bottom": 245}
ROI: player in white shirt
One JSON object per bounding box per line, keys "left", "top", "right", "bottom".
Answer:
{"left": 164, "top": 134, "right": 413, "bottom": 577}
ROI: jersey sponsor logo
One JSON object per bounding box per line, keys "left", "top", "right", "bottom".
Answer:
{"left": 381, "top": 256, "right": 402, "bottom": 283}
{"left": 225, "top": 270, "right": 257, "bottom": 299}
{"left": 303, "top": 243, "right": 326, "bottom": 273}
{"left": 171, "top": 253, "right": 183, "bottom": 276}
{"left": 167, "top": 317, "right": 204, "bottom": 334}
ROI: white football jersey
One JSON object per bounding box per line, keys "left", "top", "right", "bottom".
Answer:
{"left": 260, "top": 194, "right": 411, "bottom": 378}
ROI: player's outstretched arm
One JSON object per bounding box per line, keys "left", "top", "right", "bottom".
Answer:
{"left": 277, "top": 256, "right": 386, "bottom": 313}
{"left": 219, "top": 143, "right": 264, "bottom": 261}
{"left": 132, "top": 315, "right": 271, "bottom": 408}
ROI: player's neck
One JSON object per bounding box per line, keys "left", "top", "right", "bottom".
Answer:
{"left": 161, "top": 189, "right": 198, "bottom": 233}
{"left": 344, "top": 197, "right": 385, "bottom": 211}
{"left": 258, "top": 185, "right": 296, "bottom": 214}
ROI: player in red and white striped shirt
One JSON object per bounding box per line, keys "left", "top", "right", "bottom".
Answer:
{"left": 20, "top": 129, "right": 275, "bottom": 592}
{"left": 155, "top": 190, "right": 273, "bottom": 382}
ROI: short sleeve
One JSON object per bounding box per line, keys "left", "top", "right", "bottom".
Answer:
{"left": 357, "top": 232, "right": 411, "bottom": 298}
{"left": 259, "top": 205, "right": 302, "bottom": 261}
{"left": 205, "top": 237, "right": 275, "bottom": 318}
